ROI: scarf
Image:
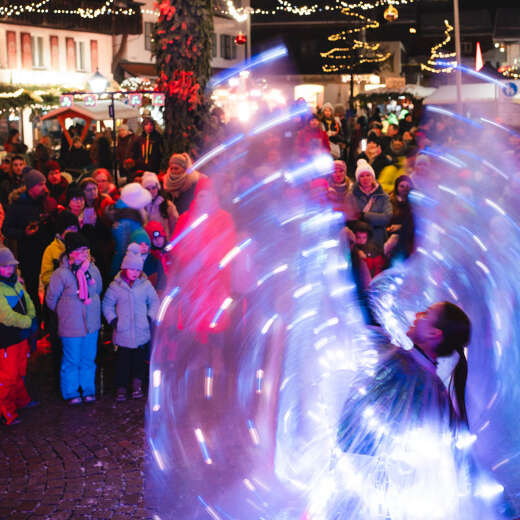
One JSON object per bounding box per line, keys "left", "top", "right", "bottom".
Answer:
{"left": 330, "top": 179, "right": 348, "bottom": 195}
{"left": 142, "top": 135, "right": 152, "bottom": 164}
{"left": 70, "top": 260, "right": 93, "bottom": 304}
{"left": 164, "top": 170, "right": 199, "bottom": 199}
{"left": 0, "top": 273, "right": 18, "bottom": 287}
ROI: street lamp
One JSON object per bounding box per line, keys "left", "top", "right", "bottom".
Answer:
{"left": 88, "top": 69, "right": 109, "bottom": 94}
{"left": 88, "top": 69, "right": 118, "bottom": 185}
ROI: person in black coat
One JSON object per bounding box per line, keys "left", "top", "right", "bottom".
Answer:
{"left": 131, "top": 118, "right": 163, "bottom": 174}
{"left": 61, "top": 137, "right": 91, "bottom": 174}
{"left": 2, "top": 169, "right": 57, "bottom": 317}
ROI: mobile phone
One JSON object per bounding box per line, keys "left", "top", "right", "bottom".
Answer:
{"left": 361, "top": 138, "right": 367, "bottom": 152}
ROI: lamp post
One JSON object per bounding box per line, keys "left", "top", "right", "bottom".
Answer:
{"left": 453, "top": 0, "right": 463, "bottom": 114}
{"left": 88, "top": 70, "right": 118, "bottom": 186}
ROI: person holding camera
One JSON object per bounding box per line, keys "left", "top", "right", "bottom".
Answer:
{"left": 2, "top": 169, "right": 57, "bottom": 318}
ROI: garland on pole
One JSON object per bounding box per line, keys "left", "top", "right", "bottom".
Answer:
{"left": 321, "top": 8, "right": 391, "bottom": 73}
{"left": 420, "top": 19, "right": 456, "bottom": 74}
{"left": 153, "top": 0, "right": 214, "bottom": 158}
{"left": 0, "top": 84, "right": 63, "bottom": 113}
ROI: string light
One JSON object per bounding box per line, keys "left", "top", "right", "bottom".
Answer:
{"left": 420, "top": 19, "right": 456, "bottom": 74}
{"left": 321, "top": 8, "right": 391, "bottom": 72}
{"left": 250, "top": 0, "right": 415, "bottom": 16}
{"left": 0, "top": 0, "right": 137, "bottom": 18}
{"left": 328, "top": 8, "right": 380, "bottom": 41}
{"left": 321, "top": 40, "right": 381, "bottom": 59}
{"left": 499, "top": 65, "right": 520, "bottom": 80}
{"left": 225, "top": 1, "right": 249, "bottom": 22}
{"left": 0, "top": 89, "right": 25, "bottom": 99}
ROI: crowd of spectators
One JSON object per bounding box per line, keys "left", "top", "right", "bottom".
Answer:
{"left": 0, "top": 98, "right": 481, "bottom": 426}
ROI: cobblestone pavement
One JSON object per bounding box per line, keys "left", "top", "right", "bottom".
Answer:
{"left": 0, "top": 352, "right": 157, "bottom": 520}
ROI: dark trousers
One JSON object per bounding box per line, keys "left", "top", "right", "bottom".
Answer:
{"left": 20, "top": 261, "right": 41, "bottom": 319}
{"left": 115, "top": 344, "right": 146, "bottom": 388}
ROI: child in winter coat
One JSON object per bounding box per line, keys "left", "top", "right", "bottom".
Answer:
{"left": 0, "top": 246, "right": 36, "bottom": 425}
{"left": 46, "top": 233, "right": 103, "bottom": 404}
{"left": 130, "top": 226, "right": 167, "bottom": 292}
{"left": 102, "top": 243, "right": 159, "bottom": 401}
{"left": 145, "top": 220, "right": 170, "bottom": 293}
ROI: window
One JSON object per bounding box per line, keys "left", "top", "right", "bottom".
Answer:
{"left": 212, "top": 33, "right": 217, "bottom": 58}
{"left": 31, "top": 36, "right": 45, "bottom": 69}
{"left": 76, "top": 41, "right": 86, "bottom": 71}
{"left": 145, "top": 22, "right": 154, "bottom": 51}
{"left": 462, "top": 41, "right": 473, "bottom": 55}
{"left": 220, "top": 34, "right": 236, "bottom": 60}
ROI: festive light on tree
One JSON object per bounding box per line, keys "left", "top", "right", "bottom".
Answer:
{"left": 420, "top": 19, "right": 456, "bottom": 74}
{"left": 383, "top": 4, "right": 398, "bottom": 22}
{"left": 321, "top": 8, "right": 391, "bottom": 73}
{"left": 153, "top": 0, "right": 213, "bottom": 157}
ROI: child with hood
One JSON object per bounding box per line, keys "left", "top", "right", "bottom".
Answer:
{"left": 45, "top": 233, "right": 102, "bottom": 404}
{"left": 0, "top": 247, "right": 36, "bottom": 425}
{"left": 102, "top": 243, "right": 159, "bottom": 401}
{"left": 145, "top": 220, "right": 170, "bottom": 292}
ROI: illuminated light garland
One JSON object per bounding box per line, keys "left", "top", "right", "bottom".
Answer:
{"left": 321, "top": 40, "right": 380, "bottom": 59}
{"left": 322, "top": 51, "right": 391, "bottom": 72}
{"left": 225, "top": 0, "right": 249, "bottom": 22}
{"left": 321, "top": 8, "right": 390, "bottom": 72}
{"left": 142, "top": 4, "right": 248, "bottom": 23}
{"left": 250, "top": 0, "right": 415, "bottom": 16}
{"left": 0, "top": 0, "right": 248, "bottom": 22}
{"left": 0, "top": 0, "right": 137, "bottom": 18}
{"left": 0, "top": 88, "right": 25, "bottom": 98}
{"left": 499, "top": 66, "right": 520, "bottom": 80}
{"left": 328, "top": 8, "right": 379, "bottom": 41}
{"left": 420, "top": 19, "right": 456, "bottom": 74}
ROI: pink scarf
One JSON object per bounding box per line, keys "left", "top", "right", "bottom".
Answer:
{"left": 71, "top": 259, "right": 93, "bottom": 304}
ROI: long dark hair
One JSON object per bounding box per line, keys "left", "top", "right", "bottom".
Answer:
{"left": 434, "top": 301, "right": 471, "bottom": 426}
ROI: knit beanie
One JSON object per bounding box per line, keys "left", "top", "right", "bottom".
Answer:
{"left": 141, "top": 171, "right": 160, "bottom": 189}
{"left": 65, "top": 232, "right": 90, "bottom": 254}
{"left": 355, "top": 159, "right": 376, "bottom": 181}
{"left": 120, "top": 182, "right": 152, "bottom": 210}
{"left": 23, "top": 168, "right": 46, "bottom": 190}
{"left": 129, "top": 227, "right": 151, "bottom": 248}
{"left": 169, "top": 153, "right": 190, "bottom": 171}
{"left": 45, "top": 160, "right": 60, "bottom": 173}
{"left": 121, "top": 243, "right": 144, "bottom": 270}
{"left": 333, "top": 160, "right": 347, "bottom": 174}
{"left": 55, "top": 210, "right": 80, "bottom": 236}
{"left": 0, "top": 247, "right": 19, "bottom": 266}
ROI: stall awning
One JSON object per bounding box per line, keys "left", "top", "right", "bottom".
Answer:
{"left": 41, "top": 100, "right": 139, "bottom": 122}
{"left": 424, "top": 83, "right": 497, "bottom": 105}
{"left": 119, "top": 62, "right": 158, "bottom": 78}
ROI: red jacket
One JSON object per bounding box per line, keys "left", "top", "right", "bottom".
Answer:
{"left": 295, "top": 126, "right": 330, "bottom": 160}
{"left": 170, "top": 184, "right": 236, "bottom": 342}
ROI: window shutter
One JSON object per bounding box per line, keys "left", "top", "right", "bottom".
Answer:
{"left": 50, "top": 36, "right": 59, "bottom": 70}
{"left": 6, "top": 31, "right": 17, "bottom": 69}
{"left": 20, "top": 32, "right": 32, "bottom": 69}
{"left": 66, "top": 37, "right": 76, "bottom": 71}
{"left": 90, "top": 40, "right": 98, "bottom": 72}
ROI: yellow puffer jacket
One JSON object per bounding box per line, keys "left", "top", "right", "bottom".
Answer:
{"left": 40, "top": 238, "right": 65, "bottom": 289}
